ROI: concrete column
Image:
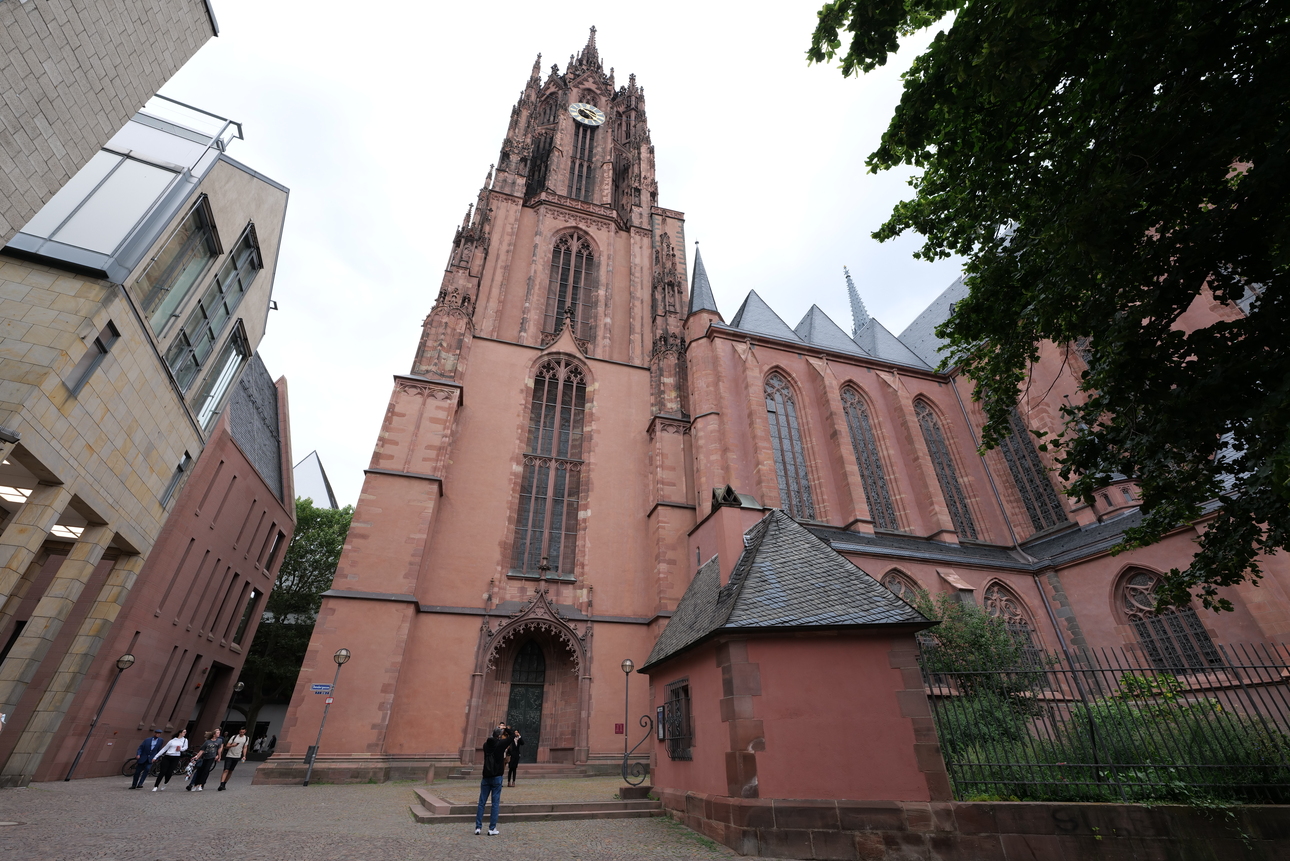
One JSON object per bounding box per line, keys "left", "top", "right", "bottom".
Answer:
{"left": 0, "top": 525, "right": 113, "bottom": 719}
{"left": 0, "top": 484, "right": 73, "bottom": 604}
{"left": 1, "top": 553, "right": 143, "bottom": 784}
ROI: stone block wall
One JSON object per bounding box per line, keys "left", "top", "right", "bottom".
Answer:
{"left": 663, "top": 790, "right": 1290, "bottom": 859}
{"left": 0, "top": 0, "right": 216, "bottom": 244}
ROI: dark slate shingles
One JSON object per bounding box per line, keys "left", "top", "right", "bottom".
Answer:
{"left": 729, "top": 290, "right": 804, "bottom": 343}
{"left": 228, "top": 353, "right": 284, "bottom": 500}
{"left": 688, "top": 246, "right": 719, "bottom": 316}
{"left": 794, "top": 305, "right": 869, "bottom": 356}
{"left": 898, "top": 276, "right": 969, "bottom": 368}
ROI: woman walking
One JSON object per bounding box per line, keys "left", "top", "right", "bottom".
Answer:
{"left": 151, "top": 729, "right": 188, "bottom": 791}
{"left": 186, "top": 730, "right": 223, "bottom": 791}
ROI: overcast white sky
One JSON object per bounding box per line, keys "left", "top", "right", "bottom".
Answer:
{"left": 160, "top": 1, "right": 963, "bottom": 508}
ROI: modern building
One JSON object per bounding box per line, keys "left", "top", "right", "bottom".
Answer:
{"left": 0, "top": 0, "right": 219, "bottom": 245}
{"left": 257, "top": 30, "right": 1290, "bottom": 789}
{"left": 0, "top": 98, "right": 294, "bottom": 784}
{"left": 293, "top": 451, "right": 339, "bottom": 509}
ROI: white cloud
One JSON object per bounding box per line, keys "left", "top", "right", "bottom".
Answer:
{"left": 164, "top": 1, "right": 963, "bottom": 506}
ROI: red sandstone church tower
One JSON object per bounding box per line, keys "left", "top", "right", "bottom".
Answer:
{"left": 262, "top": 30, "right": 695, "bottom": 780}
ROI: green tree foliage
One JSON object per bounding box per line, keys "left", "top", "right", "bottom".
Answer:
{"left": 809, "top": 1, "right": 1290, "bottom": 611}
{"left": 238, "top": 498, "right": 352, "bottom": 734}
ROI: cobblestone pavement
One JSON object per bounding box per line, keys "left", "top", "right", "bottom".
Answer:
{"left": 0, "top": 764, "right": 736, "bottom": 860}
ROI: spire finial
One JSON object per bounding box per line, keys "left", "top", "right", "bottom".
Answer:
{"left": 688, "top": 243, "right": 720, "bottom": 317}
{"left": 844, "top": 266, "right": 870, "bottom": 338}
{"left": 531, "top": 53, "right": 542, "bottom": 80}
{"left": 588, "top": 25, "right": 597, "bottom": 48}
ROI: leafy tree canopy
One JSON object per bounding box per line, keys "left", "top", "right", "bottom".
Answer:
{"left": 809, "top": 1, "right": 1289, "bottom": 610}
{"left": 238, "top": 498, "right": 352, "bottom": 732}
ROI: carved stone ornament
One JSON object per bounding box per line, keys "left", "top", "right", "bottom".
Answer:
{"left": 479, "top": 588, "right": 590, "bottom": 676}
{"left": 396, "top": 380, "right": 456, "bottom": 401}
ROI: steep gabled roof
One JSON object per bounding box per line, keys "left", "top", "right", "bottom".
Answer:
{"left": 854, "top": 319, "right": 932, "bottom": 370}
{"left": 729, "top": 291, "right": 803, "bottom": 343}
{"left": 898, "top": 276, "right": 970, "bottom": 368}
{"left": 688, "top": 246, "right": 720, "bottom": 316}
{"left": 643, "top": 511, "right": 930, "bottom": 670}
{"left": 794, "top": 305, "right": 870, "bottom": 356}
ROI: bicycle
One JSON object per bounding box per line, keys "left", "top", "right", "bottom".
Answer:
{"left": 121, "top": 751, "right": 195, "bottom": 778}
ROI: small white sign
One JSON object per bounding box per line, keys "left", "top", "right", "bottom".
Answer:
{"left": 325, "top": 697, "right": 334, "bottom": 704}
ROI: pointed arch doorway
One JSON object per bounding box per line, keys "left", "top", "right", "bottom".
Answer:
{"left": 505, "top": 641, "right": 545, "bottom": 763}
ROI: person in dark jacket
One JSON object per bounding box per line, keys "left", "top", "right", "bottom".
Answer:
{"left": 474, "top": 728, "right": 508, "bottom": 835}
{"left": 130, "top": 729, "right": 165, "bottom": 789}
{"left": 505, "top": 727, "right": 523, "bottom": 787}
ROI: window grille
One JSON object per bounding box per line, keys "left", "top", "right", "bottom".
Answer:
{"left": 660, "top": 679, "right": 692, "bottom": 761}
{"left": 511, "top": 641, "right": 546, "bottom": 684}
{"left": 840, "top": 387, "right": 898, "bottom": 531}
{"left": 881, "top": 570, "right": 920, "bottom": 602}
{"left": 1122, "top": 571, "right": 1223, "bottom": 671}
{"left": 567, "top": 122, "right": 596, "bottom": 201}
{"left": 511, "top": 358, "right": 586, "bottom": 577}
{"left": 914, "top": 400, "right": 978, "bottom": 540}
{"left": 765, "top": 373, "right": 815, "bottom": 520}
{"left": 542, "top": 235, "right": 596, "bottom": 344}
{"left": 998, "top": 409, "right": 1067, "bottom": 533}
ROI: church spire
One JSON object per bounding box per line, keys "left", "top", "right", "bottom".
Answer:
{"left": 844, "top": 266, "right": 870, "bottom": 337}
{"left": 688, "top": 243, "right": 719, "bottom": 316}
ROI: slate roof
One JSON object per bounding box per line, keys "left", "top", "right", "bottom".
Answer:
{"left": 688, "top": 246, "right": 720, "bottom": 316}
{"left": 794, "top": 305, "right": 869, "bottom": 356}
{"left": 729, "top": 290, "right": 804, "bottom": 343}
{"left": 228, "top": 353, "right": 284, "bottom": 501}
{"left": 898, "top": 276, "right": 969, "bottom": 368}
{"left": 854, "top": 318, "right": 931, "bottom": 370}
{"left": 643, "top": 511, "right": 930, "bottom": 670}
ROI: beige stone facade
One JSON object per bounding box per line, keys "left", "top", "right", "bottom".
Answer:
{"left": 0, "top": 0, "right": 216, "bottom": 244}
{"left": 0, "top": 102, "right": 292, "bottom": 785}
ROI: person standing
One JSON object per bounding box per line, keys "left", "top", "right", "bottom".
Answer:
{"left": 187, "top": 730, "right": 223, "bottom": 791}
{"left": 474, "top": 727, "right": 508, "bottom": 836}
{"left": 217, "top": 727, "right": 250, "bottom": 790}
{"left": 152, "top": 730, "right": 188, "bottom": 791}
{"left": 505, "top": 728, "right": 523, "bottom": 787}
{"left": 131, "top": 729, "right": 165, "bottom": 789}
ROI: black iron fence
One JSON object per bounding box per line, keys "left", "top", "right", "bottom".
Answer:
{"left": 920, "top": 642, "right": 1290, "bottom": 803}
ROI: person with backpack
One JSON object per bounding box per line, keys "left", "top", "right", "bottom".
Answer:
{"left": 217, "top": 727, "right": 250, "bottom": 790}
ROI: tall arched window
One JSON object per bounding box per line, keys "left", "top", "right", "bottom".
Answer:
{"left": 764, "top": 373, "right": 815, "bottom": 520}
{"left": 840, "top": 387, "right": 898, "bottom": 531}
{"left": 914, "top": 399, "right": 978, "bottom": 540}
{"left": 511, "top": 358, "right": 587, "bottom": 577}
{"left": 881, "top": 570, "right": 919, "bottom": 602}
{"left": 567, "top": 122, "right": 596, "bottom": 201}
{"left": 542, "top": 235, "right": 595, "bottom": 344}
{"left": 998, "top": 409, "right": 1067, "bottom": 533}
{"left": 1122, "top": 570, "right": 1223, "bottom": 670}
{"left": 983, "top": 581, "right": 1044, "bottom": 667}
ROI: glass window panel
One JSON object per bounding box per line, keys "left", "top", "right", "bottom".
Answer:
{"left": 193, "top": 333, "right": 249, "bottom": 430}
{"left": 21, "top": 151, "right": 121, "bottom": 238}
{"left": 143, "top": 207, "right": 218, "bottom": 333}
{"left": 765, "top": 373, "right": 815, "bottom": 520}
{"left": 52, "top": 158, "right": 176, "bottom": 253}
{"left": 914, "top": 400, "right": 978, "bottom": 540}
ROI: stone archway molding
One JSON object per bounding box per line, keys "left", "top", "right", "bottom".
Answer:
{"left": 460, "top": 589, "right": 593, "bottom": 764}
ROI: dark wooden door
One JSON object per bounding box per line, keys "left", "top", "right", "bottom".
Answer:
{"left": 505, "top": 641, "right": 545, "bottom": 763}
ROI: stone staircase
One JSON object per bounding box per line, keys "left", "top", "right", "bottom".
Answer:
{"left": 409, "top": 785, "right": 662, "bottom": 824}
{"left": 442, "top": 763, "right": 592, "bottom": 780}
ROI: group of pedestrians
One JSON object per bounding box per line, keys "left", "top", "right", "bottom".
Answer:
{"left": 129, "top": 726, "right": 252, "bottom": 792}
{"left": 475, "top": 722, "right": 524, "bottom": 835}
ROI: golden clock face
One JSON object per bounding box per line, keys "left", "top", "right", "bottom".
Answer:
{"left": 569, "top": 103, "right": 606, "bottom": 127}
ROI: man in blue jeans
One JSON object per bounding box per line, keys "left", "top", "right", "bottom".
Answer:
{"left": 475, "top": 727, "right": 509, "bottom": 835}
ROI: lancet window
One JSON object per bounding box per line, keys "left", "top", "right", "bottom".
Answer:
{"left": 764, "top": 373, "right": 815, "bottom": 520}
{"left": 880, "top": 570, "right": 920, "bottom": 602}
{"left": 841, "top": 387, "right": 898, "bottom": 531}
{"left": 983, "top": 581, "right": 1044, "bottom": 667}
{"left": 511, "top": 358, "right": 587, "bottom": 578}
{"left": 567, "top": 122, "right": 596, "bottom": 202}
{"left": 542, "top": 235, "right": 595, "bottom": 343}
{"left": 1122, "top": 570, "right": 1223, "bottom": 671}
{"left": 914, "top": 399, "right": 978, "bottom": 540}
{"left": 998, "top": 409, "right": 1067, "bottom": 533}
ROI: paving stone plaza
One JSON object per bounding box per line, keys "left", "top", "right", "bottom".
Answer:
{"left": 0, "top": 767, "right": 734, "bottom": 860}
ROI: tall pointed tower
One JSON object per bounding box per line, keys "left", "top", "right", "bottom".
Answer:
{"left": 264, "top": 30, "right": 694, "bottom": 780}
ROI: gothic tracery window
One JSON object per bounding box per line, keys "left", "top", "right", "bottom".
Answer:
{"left": 983, "top": 581, "right": 1044, "bottom": 667}
{"left": 542, "top": 235, "right": 595, "bottom": 344}
{"left": 881, "top": 570, "right": 919, "bottom": 602}
{"left": 998, "top": 408, "right": 1068, "bottom": 533}
{"left": 841, "top": 387, "right": 899, "bottom": 531}
{"left": 764, "top": 373, "right": 815, "bottom": 520}
{"left": 567, "top": 122, "right": 596, "bottom": 202}
{"left": 914, "top": 399, "right": 978, "bottom": 540}
{"left": 1122, "top": 570, "right": 1223, "bottom": 671}
{"left": 511, "top": 358, "right": 587, "bottom": 577}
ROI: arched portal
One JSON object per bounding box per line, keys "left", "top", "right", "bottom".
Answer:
{"left": 505, "top": 641, "right": 546, "bottom": 763}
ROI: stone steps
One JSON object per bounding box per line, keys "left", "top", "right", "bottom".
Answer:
{"left": 409, "top": 786, "right": 662, "bottom": 824}
{"left": 443, "top": 764, "right": 591, "bottom": 780}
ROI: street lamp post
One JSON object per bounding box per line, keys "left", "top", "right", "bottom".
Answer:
{"left": 223, "top": 681, "right": 245, "bottom": 732}
{"left": 303, "top": 648, "right": 350, "bottom": 787}
{"left": 65, "top": 654, "right": 135, "bottom": 781}
{"left": 620, "top": 658, "right": 634, "bottom": 762}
